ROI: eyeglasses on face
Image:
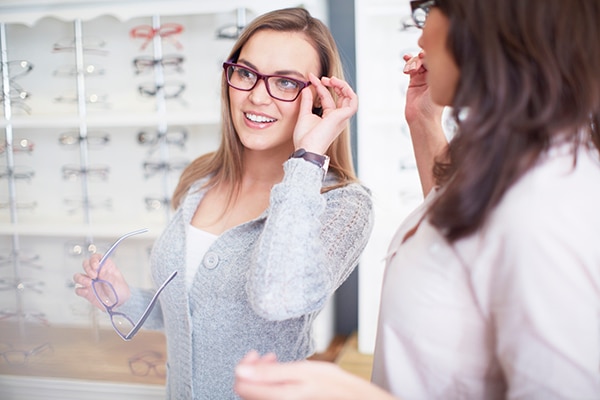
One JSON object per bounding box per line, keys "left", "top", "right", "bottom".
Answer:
{"left": 91, "top": 228, "right": 178, "bottom": 341}
{"left": 410, "top": 0, "right": 438, "bottom": 29}
{"left": 223, "top": 61, "right": 310, "bottom": 102}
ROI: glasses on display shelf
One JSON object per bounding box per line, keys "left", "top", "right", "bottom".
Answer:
{"left": 58, "top": 130, "right": 110, "bottom": 148}
{"left": 0, "top": 250, "right": 41, "bottom": 269}
{"left": 0, "top": 201, "right": 38, "bottom": 211}
{"left": 130, "top": 23, "right": 184, "bottom": 50}
{"left": 142, "top": 158, "right": 189, "bottom": 178}
{"left": 0, "top": 309, "right": 49, "bottom": 326}
{"left": 216, "top": 8, "right": 249, "bottom": 40}
{"left": 216, "top": 24, "right": 246, "bottom": 40}
{"left": 1, "top": 100, "right": 31, "bottom": 115}
{"left": 63, "top": 195, "right": 112, "bottom": 214}
{"left": 133, "top": 55, "right": 185, "bottom": 75}
{"left": 0, "top": 138, "right": 35, "bottom": 155}
{"left": 137, "top": 127, "right": 188, "bottom": 149}
{"left": 0, "top": 60, "right": 34, "bottom": 80}
{"left": 0, "top": 166, "right": 35, "bottom": 182}
{"left": 144, "top": 195, "right": 170, "bottom": 212}
{"left": 52, "top": 36, "right": 108, "bottom": 55}
{"left": 91, "top": 228, "right": 178, "bottom": 341}
{"left": 0, "top": 342, "right": 53, "bottom": 365}
{"left": 64, "top": 239, "right": 109, "bottom": 258}
{"left": 138, "top": 81, "right": 186, "bottom": 99}
{"left": 1, "top": 83, "right": 30, "bottom": 102}
{"left": 0, "top": 277, "right": 44, "bottom": 294}
{"left": 410, "top": 0, "right": 438, "bottom": 29}
{"left": 53, "top": 63, "right": 106, "bottom": 77}
{"left": 128, "top": 350, "right": 166, "bottom": 377}
{"left": 61, "top": 164, "right": 110, "bottom": 182}
{"left": 223, "top": 61, "right": 310, "bottom": 102}
{"left": 54, "top": 93, "right": 109, "bottom": 106}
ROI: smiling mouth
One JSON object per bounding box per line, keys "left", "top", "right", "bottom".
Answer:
{"left": 245, "top": 112, "right": 277, "bottom": 123}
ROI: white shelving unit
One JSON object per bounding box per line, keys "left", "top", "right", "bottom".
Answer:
{"left": 354, "top": 0, "right": 424, "bottom": 354}
{"left": 0, "top": 1, "right": 329, "bottom": 397}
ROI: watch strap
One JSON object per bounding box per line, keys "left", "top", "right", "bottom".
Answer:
{"left": 289, "top": 148, "right": 330, "bottom": 175}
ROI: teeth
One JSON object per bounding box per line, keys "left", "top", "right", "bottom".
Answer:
{"left": 245, "top": 113, "right": 276, "bottom": 123}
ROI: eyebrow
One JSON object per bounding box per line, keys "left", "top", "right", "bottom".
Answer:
{"left": 237, "top": 59, "right": 306, "bottom": 79}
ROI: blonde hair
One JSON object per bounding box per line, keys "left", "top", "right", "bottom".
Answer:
{"left": 171, "top": 7, "right": 357, "bottom": 209}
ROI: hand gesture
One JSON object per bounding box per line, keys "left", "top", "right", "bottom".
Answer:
{"left": 234, "top": 350, "right": 397, "bottom": 400}
{"left": 292, "top": 73, "right": 358, "bottom": 155}
{"left": 73, "top": 253, "right": 131, "bottom": 310}
{"left": 403, "top": 52, "right": 444, "bottom": 126}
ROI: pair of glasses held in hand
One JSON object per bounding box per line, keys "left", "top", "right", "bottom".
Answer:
{"left": 91, "top": 228, "right": 177, "bottom": 341}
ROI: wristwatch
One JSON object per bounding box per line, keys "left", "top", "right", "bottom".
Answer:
{"left": 289, "top": 148, "right": 330, "bottom": 175}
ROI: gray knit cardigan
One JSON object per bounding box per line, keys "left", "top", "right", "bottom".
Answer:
{"left": 119, "top": 158, "right": 373, "bottom": 399}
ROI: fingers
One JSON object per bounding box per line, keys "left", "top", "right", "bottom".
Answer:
{"left": 403, "top": 52, "right": 427, "bottom": 74}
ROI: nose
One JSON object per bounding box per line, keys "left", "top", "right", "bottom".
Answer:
{"left": 248, "top": 78, "right": 271, "bottom": 104}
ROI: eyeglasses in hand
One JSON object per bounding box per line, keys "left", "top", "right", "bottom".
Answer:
{"left": 91, "top": 228, "right": 177, "bottom": 341}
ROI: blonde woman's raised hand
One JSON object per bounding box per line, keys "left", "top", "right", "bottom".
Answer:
{"left": 73, "top": 253, "right": 131, "bottom": 310}
{"left": 293, "top": 73, "right": 358, "bottom": 155}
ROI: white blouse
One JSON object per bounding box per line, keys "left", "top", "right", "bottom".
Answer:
{"left": 372, "top": 145, "right": 600, "bottom": 399}
{"left": 185, "top": 224, "right": 218, "bottom": 291}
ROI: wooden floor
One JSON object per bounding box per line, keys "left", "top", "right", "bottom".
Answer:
{"left": 309, "top": 332, "right": 374, "bottom": 381}
{"left": 0, "top": 322, "right": 374, "bottom": 386}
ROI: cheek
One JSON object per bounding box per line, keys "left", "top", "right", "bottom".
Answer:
{"left": 429, "top": 57, "right": 460, "bottom": 106}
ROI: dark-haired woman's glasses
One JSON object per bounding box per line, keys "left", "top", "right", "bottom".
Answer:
{"left": 410, "top": 0, "right": 438, "bottom": 29}
{"left": 223, "top": 62, "right": 310, "bottom": 102}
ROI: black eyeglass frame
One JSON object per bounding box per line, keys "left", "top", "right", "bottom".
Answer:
{"left": 410, "top": 0, "right": 438, "bottom": 29}
{"left": 223, "top": 61, "right": 311, "bottom": 102}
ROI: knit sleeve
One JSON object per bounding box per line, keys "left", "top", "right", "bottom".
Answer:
{"left": 115, "top": 286, "right": 165, "bottom": 331}
{"left": 246, "top": 157, "right": 373, "bottom": 321}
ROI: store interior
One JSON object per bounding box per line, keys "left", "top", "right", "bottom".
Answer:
{"left": 1, "top": 0, "right": 426, "bottom": 398}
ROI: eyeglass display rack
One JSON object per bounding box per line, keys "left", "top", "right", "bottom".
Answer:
{"left": 0, "top": 1, "right": 328, "bottom": 399}
{"left": 353, "top": 0, "right": 454, "bottom": 355}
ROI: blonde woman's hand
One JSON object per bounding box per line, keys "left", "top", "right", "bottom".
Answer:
{"left": 73, "top": 253, "right": 131, "bottom": 310}
{"left": 234, "top": 351, "right": 398, "bottom": 400}
{"left": 293, "top": 73, "right": 358, "bottom": 155}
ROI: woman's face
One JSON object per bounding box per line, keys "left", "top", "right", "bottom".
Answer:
{"left": 229, "top": 29, "right": 320, "bottom": 155}
{"left": 417, "top": 8, "right": 460, "bottom": 106}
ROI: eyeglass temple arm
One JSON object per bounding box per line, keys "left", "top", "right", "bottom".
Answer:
{"left": 97, "top": 228, "right": 149, "bottom": 273}
{"left": 123, "top": 270, "right": 178, "bottom": 340}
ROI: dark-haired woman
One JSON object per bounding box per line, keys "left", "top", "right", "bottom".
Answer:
{"left": 235, "top": 0, "right": 600, "bottom": 398}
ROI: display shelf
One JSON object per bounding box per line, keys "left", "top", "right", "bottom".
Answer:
{"left": 0, "top": 0, "right": 329, "bottom": 335}
{"left": 354, "top": 0, "right": 424, "bottom": 354}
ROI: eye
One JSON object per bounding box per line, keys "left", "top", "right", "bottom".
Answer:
{"left": 236, "top": 66, "right": 256, "bottom": 81}
{"left": 274, "top": 77, "right": 300, "bottom": 91}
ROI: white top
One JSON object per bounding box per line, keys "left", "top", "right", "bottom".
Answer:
{"left": 185, "top": 224, "right": 218, "bottom": 291}
{"left": 372, "top": 144, "right": 600, "bottom": 399}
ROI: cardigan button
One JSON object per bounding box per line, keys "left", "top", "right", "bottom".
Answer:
{"left": 203, "top": 252, "right": 219, "bottom": 269}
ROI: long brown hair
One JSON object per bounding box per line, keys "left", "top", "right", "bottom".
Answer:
{"left": 172, "top": 7, "right": 357, "bottom": 208}
{"left": 429, "top": 0, "right": 600, "bottom": 241}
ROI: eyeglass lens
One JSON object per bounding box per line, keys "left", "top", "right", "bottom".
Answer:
{"left": 411, "top": 0, "right": 436, "bottom": 28}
